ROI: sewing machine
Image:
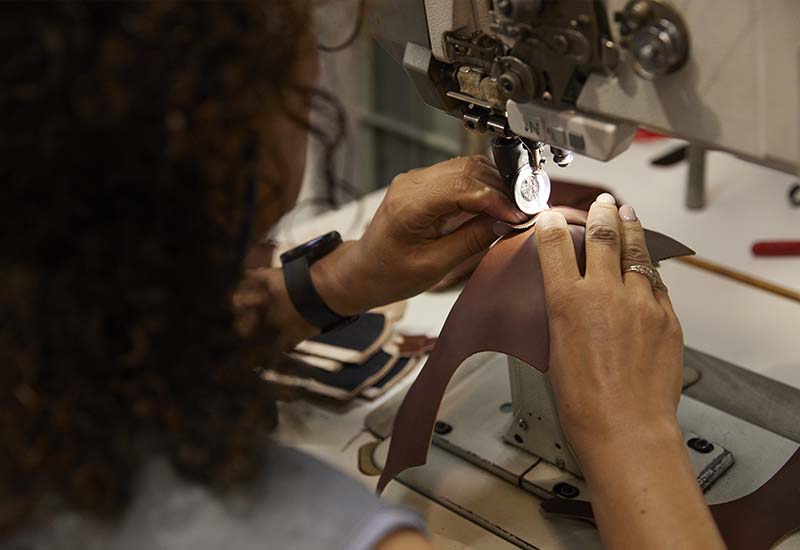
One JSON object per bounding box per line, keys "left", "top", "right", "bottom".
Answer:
{"left": 372, "top": 0, "right": 799, "bottom": 211}
{"left": 363, "top": 1, "right": 800, "bottom": 548}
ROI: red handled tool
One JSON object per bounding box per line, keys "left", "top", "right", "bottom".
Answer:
{"left": 752, "top": 241, "right": 800, "bottom": 257}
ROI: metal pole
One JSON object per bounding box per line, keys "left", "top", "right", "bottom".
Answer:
{"left": 686, "top": 145, "right": 706, "bottom": 209}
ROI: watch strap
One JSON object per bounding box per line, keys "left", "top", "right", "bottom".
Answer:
{"left": 283, "top": 255, "right": 357, "bottom": 332}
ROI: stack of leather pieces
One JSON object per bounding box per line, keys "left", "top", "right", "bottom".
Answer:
{"left": 261, "top": 301, "right": 436, "bottom": 402}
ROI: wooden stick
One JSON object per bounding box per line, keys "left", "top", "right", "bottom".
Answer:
{"left": 675, "top": 256, "right": 800, "bottom": 304}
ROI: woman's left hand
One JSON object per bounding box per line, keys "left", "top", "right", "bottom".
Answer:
{"left": 312, "top": 155, "right": 527, "bottom": 315}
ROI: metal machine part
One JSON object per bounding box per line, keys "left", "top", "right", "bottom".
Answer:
{"left": 367, "top": 353, "right": 764, "bottom": 524}
{"left": 550, "top": 146, "right": 574, "bottom": 167}
{"left": 503, "top": 356, "right": 733, "bottom": 492}
{"left": 513, "top": 166, "right": 551, "bottom": 215}
{"left": 507, "top": 100, "right": 637, "bottom": 161}
{"left": 505, "top": 356, "right": 581, "bottom": 475}
{"left": 416, "top": 0, "right": 685, "bottom": 165}
{"left": 397, "top": 0, "right": 655, "bottom": 165}
{"left": 365, "top": 344, "right": 800, "bottom": 547}
{"left": 367, "top": 352, "right": 790, "bottom": 544}
{"left": 491, "top": 136, "right": 552, "bottom": 215}
{"left": 376, "top": 0, "right": 800, "bottom": 177}
{"left": 614, "top": 0, "right": 690, "bottom": 80}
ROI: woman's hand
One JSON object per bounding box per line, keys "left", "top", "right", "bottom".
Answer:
{"left": 313, "top": 155, "right": 527, "bottom": 315}
{"left": 535, "top": 194, "right": 683, "bottom": 453}
{"left": 535, "top": 194, "right": 724, "bottom": 550}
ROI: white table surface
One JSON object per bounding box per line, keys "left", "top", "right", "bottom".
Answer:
{"left": 273, "top": 139, "right": 800, "bottom": 549}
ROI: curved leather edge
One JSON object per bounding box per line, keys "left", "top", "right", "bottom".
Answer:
{"left": 376, "top": 211, "right": 694, "bottom": 495}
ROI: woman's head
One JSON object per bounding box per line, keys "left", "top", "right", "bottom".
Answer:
{"left": 0, "top": 0, "right": 316, "bottom": 532}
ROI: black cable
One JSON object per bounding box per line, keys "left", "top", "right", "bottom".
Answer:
{"left": 317, "top": 0, "right": 366, "bottom": 53}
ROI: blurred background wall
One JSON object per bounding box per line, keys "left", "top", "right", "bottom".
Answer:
{"left": 286, "top": 0, "right": 465, "bottom": 227}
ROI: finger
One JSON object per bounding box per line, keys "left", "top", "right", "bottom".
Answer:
{"left": 469, "top": 154, "right": 495, "bottom": 167}
{"left": 436, "top": 215, "right": 498, "bottom": 270}
{"left": 584, "top": 193, "right": 621, "bottom": 282}
{"left": 652, "top": 267, "right": 675, "bottom": 311}
{"left": 470, "top": 160, "right": 507, "bottom": 194}
{"left": 535, "top": 210, "right": 581, "bottom": 296}
{"left": 429, "top": 156, "right": 508, "bottom": 196}
{"left": 448, "top": 175, "right": 528, "bottom": 223}
{"left": 618, "top": 204, "right": 656, "bottom": 296}
{"left": 432, "top": 210, "right": 476, "bottom": 237}
{"left": 420, "top": 155, "right": 491, "bottom": 177}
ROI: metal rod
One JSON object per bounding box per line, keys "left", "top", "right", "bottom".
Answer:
{"left": 686, "top": 145, "right": 706, "bottom": 210}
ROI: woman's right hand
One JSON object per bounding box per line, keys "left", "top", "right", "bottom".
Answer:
{"left": 534, "top": 194, "right": 724, "bottom": 550}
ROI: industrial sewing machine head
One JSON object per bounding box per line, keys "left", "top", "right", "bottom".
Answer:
{"left": 369, "top": 0, "right": 800, "bottom": 504}
{"left": 374, "top": 0, "right": 799, "bottom": 214}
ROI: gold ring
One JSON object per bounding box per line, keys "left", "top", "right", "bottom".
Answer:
{"left": 623, "top": 264, "right": 659, "bottom": 288}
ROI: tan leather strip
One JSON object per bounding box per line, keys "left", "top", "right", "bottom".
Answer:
{"left": 376, "top": 207, "right": 694, "bottom": 494}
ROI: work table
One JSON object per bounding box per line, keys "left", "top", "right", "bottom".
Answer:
{"left": 273, "top": 138, "right": 800, "bottom": 549}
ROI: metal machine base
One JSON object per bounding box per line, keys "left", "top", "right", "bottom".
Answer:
{"left": 431, "top": 354, "right": 732, "bottom": 501}
{"left": 368, "top": 351, "right": 800, "bottom": 549}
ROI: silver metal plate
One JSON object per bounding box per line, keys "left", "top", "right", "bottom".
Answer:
{"left": 513, "top": 165, "right": 551, "bottom": 215}
{"left": 433, "top": 355, "right": 733, "bottom": 500}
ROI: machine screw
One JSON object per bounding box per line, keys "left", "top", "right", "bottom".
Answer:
{"left": 499, "top": 72, "right": 520, "bottom": 94}
{"left": 552, "top": 34, "right": 569, "bottom": 54}
{"left": 602, "top": 40, "right": 619, "bottom": 71}
{"left": 517, "top": 418, "right": 529, "bottom": 431}
{"left": 541, "top": 91, "right": 552, "bottom": 103}
{"left": 434, "top": 420, "right": 453, "bottom": 435}
{"left": 687, "top": 437, "right": 714, "bottom": 454}
{"left": 617, "top": 0, "right": 689, "bottom": 79}
{"left": 629, "top": 1, "right": 651, "bottom": 26}
{"left": 553, "top": 482, "right": 580, "bottom": 499}
{"left": 550, "top": 146, "right": 574, "bottom": 167}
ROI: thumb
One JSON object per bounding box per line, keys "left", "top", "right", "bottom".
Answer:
{"left": 435, "top": 215, "right": 498, "bottom": 271}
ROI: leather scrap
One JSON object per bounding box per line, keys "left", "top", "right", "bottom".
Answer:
{"left": 294, "top": 312, "right": 392, "bottom": 364}
{"left": 376, "top": 207, "right": 694, "bottom": 494}
{"left": 361, "top": 356, "right": 421, "bottom": 400}
{"left": 396, "top": 334, "right": 438, "bottom": 356}
{"left": 263, "top": 347, "right": 399, "bottom": 401}
{"left": 540, "top": 448, "right": 800, "bottom": 550}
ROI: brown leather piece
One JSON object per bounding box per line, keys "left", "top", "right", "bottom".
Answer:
{"left": 540, "top": 449, "right": 800, "bottom": 550}
{"left": 711, "top": 449, "right": 800, "bottom": 549}
{"left": 431, "top": 181, "right": 616, "bottom": 292}
{"left": 376, "top": 207, "right": 694, "bottom": 494}
{"left": 548, "top": 179, "right": 619, "bottom": 212}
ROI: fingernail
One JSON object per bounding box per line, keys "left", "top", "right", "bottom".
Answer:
{"left": 619, "top": 204, "right": 637, "bottom": 222}
{"left": 596, "top": 192, "right": 616, "bottom": 205}
{"left": 493, "top": 220, "right": 513, "bottom": 236}
{"left": 536, "top": 210, "right": 559, "bottom": 228}
{"left": 514, "top": 210, "right": 530, "bottom": 222}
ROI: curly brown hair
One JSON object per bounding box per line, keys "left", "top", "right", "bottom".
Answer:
{"left": 0, "top": 0, "right": 312, "bottom": 532}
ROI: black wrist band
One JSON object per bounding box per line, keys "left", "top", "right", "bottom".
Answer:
{"left": 281, "top": 232, "right": 358, "bottom": 332}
